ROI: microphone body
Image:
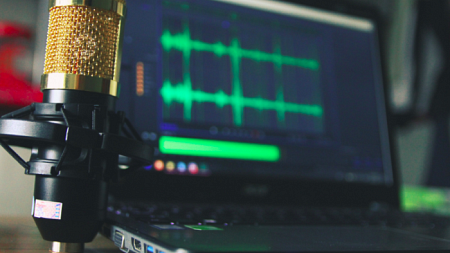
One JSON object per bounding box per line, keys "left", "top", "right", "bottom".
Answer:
{"left": 31, "top": 90, "right": 117, "bottom": 243}
{"left": 33, "top": 0, "right": 126, "bottom": 243}
{"left": 0, "top": 0, "right": 152, "bottom": 249}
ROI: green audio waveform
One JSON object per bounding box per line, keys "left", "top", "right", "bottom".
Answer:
{"left": 161, "top": 80, "right": 323, "bottom": 124}
{"left": 161, "top": 29, "right": 320, "bottom": 70}
{"left": 160, "top": 24, "right": 323, "bottom": 127}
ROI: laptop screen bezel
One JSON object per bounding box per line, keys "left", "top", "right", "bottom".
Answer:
{"left": 110, "top": 0, "right": 401, "bottom": 210}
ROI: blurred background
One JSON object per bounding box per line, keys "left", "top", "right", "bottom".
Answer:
{"left": 0, "top": 0, "right": 449, "bottom": 216}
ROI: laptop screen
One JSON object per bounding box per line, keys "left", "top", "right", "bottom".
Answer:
{"left": 118, "top": 0, "right": 394, "bottom": 186}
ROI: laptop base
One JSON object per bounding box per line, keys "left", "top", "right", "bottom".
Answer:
{"left": 104, "top": 223, "right": 450, "bottom": 253}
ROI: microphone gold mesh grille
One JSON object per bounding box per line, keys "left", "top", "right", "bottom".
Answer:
{"left": 43, "top": 6, "right": 121, "bottom": 80}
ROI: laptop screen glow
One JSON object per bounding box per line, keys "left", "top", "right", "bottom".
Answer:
{"left": 117, "top": 0, "right": 393, "bottom": 185}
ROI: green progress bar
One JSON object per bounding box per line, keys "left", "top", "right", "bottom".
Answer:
{"left": 401, "top": 186, "right": 447, "bottom": 213}
{"left": 159, "top": 136, "right": 280, "bottom": 162}
{"left": 161, "top": 29, "right": 320, "bottom": 70}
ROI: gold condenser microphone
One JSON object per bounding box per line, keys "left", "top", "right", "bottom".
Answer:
{"left": 42, "top": 0, "right": 126, "bottom": 98}
{"left": 0, "top": 0, "right": 152, "bottom": 252}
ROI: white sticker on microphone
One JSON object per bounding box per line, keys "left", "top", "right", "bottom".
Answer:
{"left": 31, "top": 196, "right": 35, "bottom": 216}
{"left": 34, "top": 199, "right": 63, "bottom": 220}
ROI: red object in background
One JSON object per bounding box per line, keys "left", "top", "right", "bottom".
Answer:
{"left": 0, "top": 21, "right": 42, "bottom": 109}
{"left": 0, "top": 72, "right": 42, "bottom": 107}
{"left": 0, "top": 22, "right": 32, "bottom": 39}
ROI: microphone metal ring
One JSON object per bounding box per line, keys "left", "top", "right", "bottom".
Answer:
{"left": 41, "top": 73, "right": 119, "bottom": 97}
{"left": 48, "top": 0, "right": 126, "bottom": 16}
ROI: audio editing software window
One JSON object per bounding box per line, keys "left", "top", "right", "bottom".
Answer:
{"left": 118, "top": 0, "right": 393, "bottom": 185}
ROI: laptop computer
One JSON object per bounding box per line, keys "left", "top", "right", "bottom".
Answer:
{"left": 103, "top": 0, "right": 450, "bottom": 252}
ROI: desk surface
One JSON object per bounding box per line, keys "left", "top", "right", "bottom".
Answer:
{"left": 0, "top": 217, "right": 120, "bottom": 253}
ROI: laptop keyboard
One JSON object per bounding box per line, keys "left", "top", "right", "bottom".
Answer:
{"left": 107, "top": 202, "right": 450, "bottom": 230}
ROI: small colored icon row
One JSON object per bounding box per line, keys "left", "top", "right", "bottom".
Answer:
{"left": 151, "top": 160, "right": 210, "bottom": 176}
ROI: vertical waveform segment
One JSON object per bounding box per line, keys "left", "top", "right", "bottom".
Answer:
{"left": 136, "top": 62, "right": 144, "bottom": 96}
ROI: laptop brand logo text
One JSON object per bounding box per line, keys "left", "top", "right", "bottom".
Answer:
{"left": 243, "top": 184, "right": 269, "bottom": 197}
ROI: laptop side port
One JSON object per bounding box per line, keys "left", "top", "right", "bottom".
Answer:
{"left": 114, "top": 230, "right": 127, "bottom": 251}
{"left": 132, "top": 238, "right": 142, "bottom": 251}
{"left": 145, "top": 244, "right": 156, "bottom": 253}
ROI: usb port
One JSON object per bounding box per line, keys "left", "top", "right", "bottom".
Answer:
{"left": 132, "top": 238, "right": 142, "bottom": 251}
{"left": 146, "top": 245, "right": 154, "bottom": 253}
{"left": 114, "top": 230, "right": 126, "bottom": 250}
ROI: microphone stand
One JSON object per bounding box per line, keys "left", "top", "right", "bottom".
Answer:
{"left": 0, "top": 89, "right": 153, "bottom": 251}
